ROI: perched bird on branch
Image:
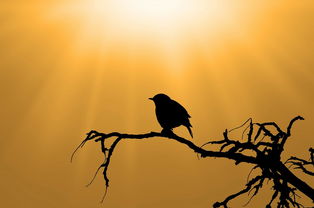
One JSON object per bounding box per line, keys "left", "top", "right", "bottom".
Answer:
{"left": 149, "top": 93, "right": 193, "bottom": 138}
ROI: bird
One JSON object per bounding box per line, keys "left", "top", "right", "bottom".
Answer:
{"left": 149, "top": 93, "right": 193, "bottom": 138}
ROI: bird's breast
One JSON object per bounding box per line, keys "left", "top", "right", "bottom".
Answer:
{"left": 155, "top": 105, "right": 181, "bottom": 129}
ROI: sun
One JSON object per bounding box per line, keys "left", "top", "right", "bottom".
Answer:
{"left": 41, "top": 0, "right": 269, "bottom": 74}
{"left": 102, "top": 0, "right": 214, "bottom": 31}
{"left": 45, "top": 0, "right": 233, "bottom": 39}
{"left": 41, "top": 0, "right": 268, "bottom": 75}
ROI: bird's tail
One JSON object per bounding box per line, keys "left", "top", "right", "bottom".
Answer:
{"left": 186, "top": 125, "right": 193, "bottom": 138}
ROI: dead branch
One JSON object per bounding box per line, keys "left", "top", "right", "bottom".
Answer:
{"left": 287, "top": 148, "right": 314, "bottom": 176}
{"left": 72, "top": 116, "right": 314, "bottom": 207}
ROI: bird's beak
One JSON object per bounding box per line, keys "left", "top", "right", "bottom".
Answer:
{"left": 149, "top": 97, "right": 153, "bottom": 101}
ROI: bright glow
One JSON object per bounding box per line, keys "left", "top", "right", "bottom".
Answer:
{"left": 107, "top": 0, "right": 206, "bottom": 31}
{"left": 112, "top": 0, "right": 197, "bottom": 22}
{"left": 42, "top": 0, "right": 267, "bottom": 73}
{"left": 46, "top": 0, "right": 233, "bottom": 37}
{"left": 40, "top": 0, "right": 237, "bottom": 74}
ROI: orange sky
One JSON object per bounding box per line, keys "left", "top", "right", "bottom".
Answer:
{"left": 1, "top": 0, "right": 314, "bottom": 207}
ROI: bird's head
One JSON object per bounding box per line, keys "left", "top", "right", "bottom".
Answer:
{"left": 149, "top": 93, "right": 171, "bottom": 104}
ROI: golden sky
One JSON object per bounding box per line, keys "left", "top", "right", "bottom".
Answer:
{"left": 1, "top": 0, "right": 314, "bottom": 207}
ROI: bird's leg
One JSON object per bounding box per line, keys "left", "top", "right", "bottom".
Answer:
{"left": 161, "top": 128, "right": 176, "bottom": 137}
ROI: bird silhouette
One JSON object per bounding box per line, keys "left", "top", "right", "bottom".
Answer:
{"left": 149, "top": 93, "right": 193, "bottom": 138}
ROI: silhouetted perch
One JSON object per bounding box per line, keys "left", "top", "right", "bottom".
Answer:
{"left": 72, "top": 116, "right": 314, "bottom": 207}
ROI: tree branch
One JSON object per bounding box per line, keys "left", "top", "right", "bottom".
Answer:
{"left": 287, "top": 148, "right": 314, "bottom": 176}
{"left": 72, "top": 116, "right": 314, "bottom": 207}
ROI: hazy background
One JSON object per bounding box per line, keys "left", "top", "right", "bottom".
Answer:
{"left": 1, "top": 0, "right": 314, "bottom": 207}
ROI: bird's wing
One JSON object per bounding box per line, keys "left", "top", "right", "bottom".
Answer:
{"left": 171, "top": 100, "right": 191, "bottom": 117}
{"left": 170, "top": 100, "right": 192, "bottom": 126}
